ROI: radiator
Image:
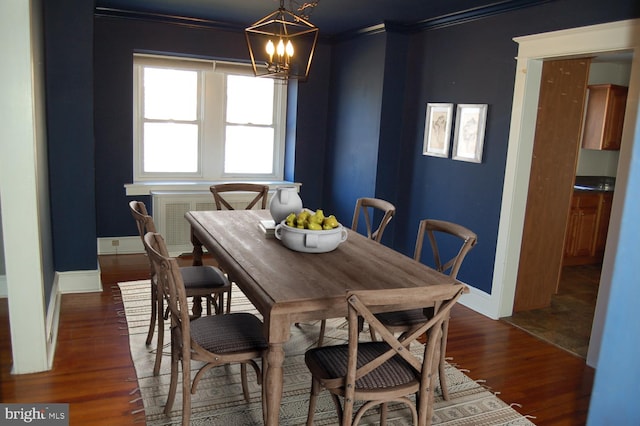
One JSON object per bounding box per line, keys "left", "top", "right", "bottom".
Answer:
{"left": 151, "top": 190, "right": 270, "bottom": 255}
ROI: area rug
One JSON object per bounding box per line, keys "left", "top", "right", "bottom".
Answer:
{"left": 117, "top": 280, "right": 535, "bottom": 425}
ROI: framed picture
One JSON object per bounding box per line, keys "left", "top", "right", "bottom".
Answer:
{"left": 422, "top": 103, "right": 454, "bottom": 157}
{"left": 452, "top": 104, "right": 488, "bottom": 163}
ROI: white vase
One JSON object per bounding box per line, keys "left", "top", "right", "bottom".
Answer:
{"left": 269, "top": 186, "right": 303, "bottom": 223}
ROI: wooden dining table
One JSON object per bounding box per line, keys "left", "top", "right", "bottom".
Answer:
{"left": 185, "top": 209, "right": 462, "bottom": 425}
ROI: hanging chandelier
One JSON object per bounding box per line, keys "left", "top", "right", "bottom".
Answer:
{"left": 245, "top": 0, "right": 319, "bottom": 81}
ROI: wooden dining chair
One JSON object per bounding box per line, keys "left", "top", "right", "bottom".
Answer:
{"left": 305, "top": 285, "right": 466, "bottom": 426}
{"left": 144, "top": 232, "right": 268, "bottom": 426}
{"left": 129, "top": 201, "right": 232, "bottom": 376}
{"left": 351, "top": 197, "right": 396, "bottom": 243}
{"left": 373, "top": 218, "right": 477, "bottom": 400}
{"left": 209, "top": 183, "right": 269, "bottom": 210}
{"left": 310, "top": 197, "right": 397, "bottom": 347}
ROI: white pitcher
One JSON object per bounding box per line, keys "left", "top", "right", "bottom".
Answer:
{"left": 269, "top": 186, "right": 303, "bottom": 223}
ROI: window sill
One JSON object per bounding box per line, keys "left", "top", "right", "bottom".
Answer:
{"left": 124, "top": 181, "right": 300, "bottom": 196}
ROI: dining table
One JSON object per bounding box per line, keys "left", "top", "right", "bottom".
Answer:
{"left": 185, "top": 209, "right": 462, "bottom": 425}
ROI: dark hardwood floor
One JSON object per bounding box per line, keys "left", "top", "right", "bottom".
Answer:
{"left": 1, "top": 254, "right": 595, "bottom": 425}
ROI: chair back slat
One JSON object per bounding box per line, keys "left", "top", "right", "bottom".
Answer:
{"left": 414, "top": 219, "right": 477, "bottom": 279}
{"left": 351, "top": 197, "right": 396, "bottom": 242}
{"left": 143, "top": 232, "right": 191, "bottom": 343}
{"left": 129, "top": 201, "right": 159, "bottom": 277}
{"left": 210, "top": 183, "right": 269, "bottom": 210}
{"left": 129, "top": 200, "right": 157, "bottom": 238}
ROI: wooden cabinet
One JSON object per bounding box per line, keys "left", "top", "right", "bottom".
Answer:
{"left": 564, "top": 191, "right": 613, "bottom": 265}
{"left": 594, "top": 192, "right": 613, "bottom": 257}
{"left": 582, "top": 84, "right": 628, "bottom": 150}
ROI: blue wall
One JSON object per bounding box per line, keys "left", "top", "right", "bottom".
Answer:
{"left": 290, "top": 44, "right": 333, "bottom": 211}
{"left": 45, "top": 1, "right": 638, "bottom": 292}
{"left": 323, "top": 33, "right": 387, "bottom": 230}
{"left": 323, "top": 0, "right": 639, "bottom": 293}
{"left": 587, "top": 88, "right": 640, "bottom": 425}
{"left": 42, "top": 0, "right": 96, "bottom": 273}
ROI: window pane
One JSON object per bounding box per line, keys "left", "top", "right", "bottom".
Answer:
{"left": 226, "top": 75, "right": 274, "bottom": 125}
{"left": 225, "top": 126, "right": 274, "bottom": 174}
{"left": 144, "top": 68, "right": 197, "bottom": 120}
{"left": 144, "top": 123, "right": 198, "bottom": 172}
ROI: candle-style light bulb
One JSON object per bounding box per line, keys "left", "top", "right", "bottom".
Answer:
{"left": 266, "top": 40, "right": 275, "bottom": 62}
{"left": 285, "top": 40, "right": 294, "bottom": 58}
{"left": 277, "top": 39, "right": 285, "bottom": 57}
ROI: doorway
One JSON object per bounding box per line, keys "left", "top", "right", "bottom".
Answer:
{"left": 491, "top": 19, "right": 640, "bottom": 368}
{"left": 503, "top": 53, "right": 632, "bottom": 358}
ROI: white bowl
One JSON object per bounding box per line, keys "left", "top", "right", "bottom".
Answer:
{"left": 274, "top": 222, "right": 348, "bottom": 253}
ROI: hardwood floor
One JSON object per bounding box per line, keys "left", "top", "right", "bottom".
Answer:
{"left": 1, "top": 254, "right": 595, "bottom": 425}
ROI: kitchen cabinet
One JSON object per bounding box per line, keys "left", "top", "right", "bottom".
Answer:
{"left": 594, "top": 192, "right": 613, "bottom": 257}
{"left": 582, "top": 84, "right": 628, "bottom": 150}
{"left": 564, "top": 190, "right": 613, "bottom": 265}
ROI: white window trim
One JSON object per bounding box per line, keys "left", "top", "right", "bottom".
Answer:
{"left": 131, "top": 54, "right": 287, "bottom": 185}
{"left": 124, "top": 180, "right": 301, "bottom": 196}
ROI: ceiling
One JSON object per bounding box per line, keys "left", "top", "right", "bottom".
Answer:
{"left": 95, "top": 0, "right": 524, "bottom": 36}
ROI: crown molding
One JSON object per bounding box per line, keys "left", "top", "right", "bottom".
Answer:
{"left": 330, "top": 0, "right": 551, "bottom": 41}
{"left": 94, "top": 7, "right": 243, "bottom": 32}
{"left": 96, "top": 1, "right": 551, "bottom": 42}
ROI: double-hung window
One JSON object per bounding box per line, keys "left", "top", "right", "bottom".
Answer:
{"left": 132, "top": 54, "right": 287, "bottom": 184}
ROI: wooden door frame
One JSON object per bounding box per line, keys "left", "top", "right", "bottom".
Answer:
{"left": 457, "top": 19, "right": 640, "bottom": 368}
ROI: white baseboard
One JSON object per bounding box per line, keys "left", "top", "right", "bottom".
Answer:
{"left": 0, "top": 274, "right": 6, "bottom": 298}
{"left": 97, "top": 236, "right": 144, "bottom": 255}
{"left": 45, "top": 278, "right": 61, "bottom": 370}
{"left": 56, "top": 269, "right": 102, "bottom": 294}
{"left": 97, "top": 236, "right": 197, "bottom": 257}
{"left": 458, "top": 283, "right": 500, "bottom": 320}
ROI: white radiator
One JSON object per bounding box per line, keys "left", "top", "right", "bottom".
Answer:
{"left": 151, "top": 190, "right": 270, "bottom": 255}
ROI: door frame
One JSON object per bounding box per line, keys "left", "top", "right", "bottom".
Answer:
{"left": 460, "top": 19, "right": 640, "bottom": 368}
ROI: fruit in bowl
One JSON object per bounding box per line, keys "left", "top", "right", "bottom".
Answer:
{"left": 284, "top": 209, "right": 340, "bottom": 231}
{"left": 276, "top": 209, "right": 347, "bottom": 253}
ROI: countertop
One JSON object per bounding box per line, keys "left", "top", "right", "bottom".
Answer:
{"left": 574, "top": 175, "right": 615, "bottom": 192}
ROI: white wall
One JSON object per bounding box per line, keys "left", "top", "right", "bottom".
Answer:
{"left": 0, "top": 0, "right": 51, "bottom": 373}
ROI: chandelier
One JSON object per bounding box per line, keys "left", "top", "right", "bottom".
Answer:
{"left": 245, "top": 0, "right": 319, "bottom": 81}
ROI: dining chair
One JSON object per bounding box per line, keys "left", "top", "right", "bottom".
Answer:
{"left": 311, "top": 197, "right": 397, "bottom": 347}
{"left": 305, "top": 285, "right": 466, "bottom": 426}
{"left": 351, "top": 197, "right": 396, "bottom": 243}
{"left": 129, "top": 200, "right": 232, "bottom": 376}
{"left": 209, "top": 183, "right": 270, "bottom": 210}
{"left": 372, "top": 218, "right": 477, "bottom": 400}
{"left": 144, "top": 231, "right": 268, "bottom": 426}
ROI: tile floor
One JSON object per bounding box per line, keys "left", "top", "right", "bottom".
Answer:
{"left": 502, "top": 264, "right": 600, "bottom": 358}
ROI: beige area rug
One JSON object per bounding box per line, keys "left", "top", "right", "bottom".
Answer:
{"left": 117, "top": 280, "right": 536, "bottom": 425}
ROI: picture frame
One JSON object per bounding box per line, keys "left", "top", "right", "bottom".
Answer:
{"left": 452, "top": 104, "right": 488, "bottom": 163}
{"left": 422, "top": 103, "right": 454, "bottom": 157}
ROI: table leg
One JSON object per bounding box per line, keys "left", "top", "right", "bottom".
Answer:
{"left": 190, "top": 227, "right": 204, "bottom": 318}
{"left": 264, "top": 342, "right": 285, "bottom": 425}
{"left": 190, "top": 227, "right": 203, "bottom": 266}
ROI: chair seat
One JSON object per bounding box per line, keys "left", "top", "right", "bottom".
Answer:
{"left": 191, "top": 313, "right": 269, "bottom": 354}
{"left": 375, "top": 307, "right": 434, "bottom": 327}
{"left": 305, "top": 342, "right": 419, "bottom": 390}
{"left": 180, "top": 265, "right": 229, "bottom": 289}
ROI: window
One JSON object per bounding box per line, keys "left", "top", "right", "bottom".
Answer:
{"left": 133, "top": 55, "right": 287, "bottom": 183}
